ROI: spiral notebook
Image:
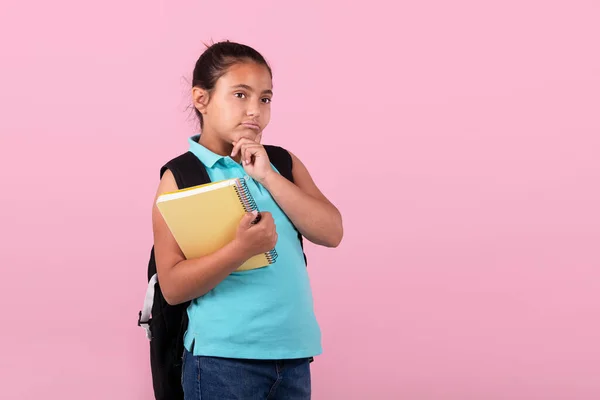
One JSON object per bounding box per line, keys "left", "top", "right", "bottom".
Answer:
{"left": 155, "top": 177, "right": 278, "bottom": 271}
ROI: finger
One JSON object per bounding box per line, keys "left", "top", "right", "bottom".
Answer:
{"left": 242, "top": 143, "right": 263, "bottom": 165}
{"left": 240, "top": 210, "right": 259, "bottom": 227}
{"left": 243, "top": 145, "right": 253, "bottom": 165}
{"left": 250, "top": 211, "right": 262, "bottom": 225}
{"left": 231, "top": 141, "right": 242, "bottom": 157}
{"left": 260, "top": 211, "right": 273, "bottom": 222}
{"left": 231, "top": 138, "right": 252, "bottom": 157}
{"left": 255, "top": 132, "right": 262, "bottom": 144}
{"left": 241, "top": 145, "right": 249, "bottom": 165}
{"left": 254, "top": 211, "right": 269, "bottom": 225}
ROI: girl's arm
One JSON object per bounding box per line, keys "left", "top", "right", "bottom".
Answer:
{"left": 260, "top": 151, "right": 343, "bottom": 247}
{"left": 232, "top": 136, "right": 343, "bottom": 248}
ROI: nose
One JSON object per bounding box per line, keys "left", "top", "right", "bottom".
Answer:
{"left": 246, "top": 99, "right": 261, "bottom": 117}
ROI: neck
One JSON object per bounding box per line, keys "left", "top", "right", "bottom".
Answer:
{"left": 197, "top": 130, "right": 237, "bottom": 161}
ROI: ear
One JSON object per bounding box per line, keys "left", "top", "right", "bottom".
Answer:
{"left": 192, "top": 87, "right": 210, "bottom": 115}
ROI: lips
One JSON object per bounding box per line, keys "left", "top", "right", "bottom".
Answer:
{"left": 241, "top": 121, "right": 260, "bottom": 130}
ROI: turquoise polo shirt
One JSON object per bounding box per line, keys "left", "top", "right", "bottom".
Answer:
{"left": 182, "top": 134, "right": 322, "bottom": 359}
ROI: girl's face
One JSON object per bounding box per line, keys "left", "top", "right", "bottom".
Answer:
{"left": 200, "top": 62, "right": 273, "bottom": 146}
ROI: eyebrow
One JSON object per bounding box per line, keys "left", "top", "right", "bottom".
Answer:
{"left": 231, "top": 84, "right": 273, "bottom": 96}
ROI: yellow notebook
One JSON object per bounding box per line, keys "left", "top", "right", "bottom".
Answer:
{"left": 156, "top": 177, "right": 277, "bottom": 271}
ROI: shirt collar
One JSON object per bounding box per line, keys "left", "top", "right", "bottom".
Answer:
{"left": 187, "top": 134, "right": 225, "bottom": 168}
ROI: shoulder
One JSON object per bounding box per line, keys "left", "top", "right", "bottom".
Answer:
{"left": 263, "top": 145, "right": 310, "bottom": 169}
{"left": 279, "top": 149, "right": 332, "bottom": 204}
{"left": 153, "top": 152, "right": 192, "bottom": 200}
{"left": 263, "top": 145, "right": 310, "bottom": 177}
{"left": 286, "top": 150, "right": 310, "bottom": 180}
{"left": 154, "top": 169, "right": 177, "bottom": 201}
{"left": 265, "top": 145, "right": 312, "bottom": 184}
{"left": 157, "top": 150, "right": 210, "bottom": 190}
{"left": 160, "top": 151, "right": 198, "bottom": 179}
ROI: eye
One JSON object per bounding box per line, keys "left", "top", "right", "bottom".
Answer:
{"left": 261, "top": 98, "right": 272, "bottom": 104}
{"left": 234, "top": 92, "right": 246, "bottom": 99}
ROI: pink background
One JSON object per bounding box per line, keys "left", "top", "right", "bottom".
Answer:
{"left": 1, "top": 1, "right": 599, "bottom": 399}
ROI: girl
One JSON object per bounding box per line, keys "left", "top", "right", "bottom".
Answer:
{"left": 152, "top": 41, "right": 343, "bottom": 400}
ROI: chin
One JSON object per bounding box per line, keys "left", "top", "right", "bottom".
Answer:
{"left": 236, "top": 131, "right": 259, "bottom": 141}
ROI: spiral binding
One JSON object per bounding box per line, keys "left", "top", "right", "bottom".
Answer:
{"left": 233, "top": 178, "right": 278, "bottom": 263}
{"left": 234, "top": 178, "right": 258, "bottom": 213}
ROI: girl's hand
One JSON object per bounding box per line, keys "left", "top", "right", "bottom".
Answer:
{"left": 231, "top": 133, "right": 273, "bottom": 183}
{"left": 234, "top": 210, "right": 278, "bottom": 259}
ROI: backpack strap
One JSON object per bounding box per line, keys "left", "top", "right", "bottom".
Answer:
{"left": 264, "top": 144, "right": 294, "bottom": 183}
{"left": 160, "top": 151, "right": 211, "bottom": 188}
{"left": 264, "top": 145, "right": 307, "bottom": 264}
{"left": 139, "top": 273, "right": 159, "bottom": 339}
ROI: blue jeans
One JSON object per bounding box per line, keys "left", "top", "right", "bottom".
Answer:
{"left": 182, "top": 348, "right": 312, "bottom": 400}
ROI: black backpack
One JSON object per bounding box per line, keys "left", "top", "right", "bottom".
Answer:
{"left": 138, "top": 145, "right": 306, "bottom": 400}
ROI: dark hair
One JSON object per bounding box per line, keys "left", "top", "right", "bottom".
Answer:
{"left": 192, "top": 40, "right": 272, "bottom": 128}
